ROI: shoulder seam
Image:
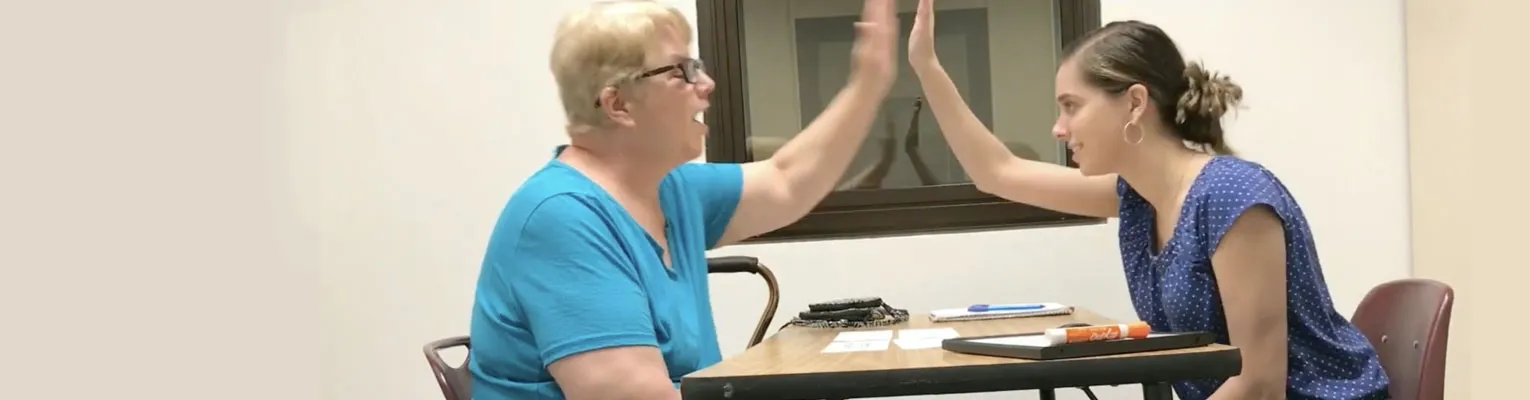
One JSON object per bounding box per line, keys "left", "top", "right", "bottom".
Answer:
{"left": 502, "top": 192, "right": 604, "bottom": 264}
{"left": 517, "top": 192, "right": 599, "bottom": 238}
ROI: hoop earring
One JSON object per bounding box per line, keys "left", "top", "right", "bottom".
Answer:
{"left": 1122, "top": 121, "right": 1145, "bottom": 145}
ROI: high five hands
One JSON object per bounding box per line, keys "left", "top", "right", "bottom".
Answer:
{"left": 849, "top": 0, "right": 899, "bottom": 96}
{"left": 908, "top": 0, "right": 938, "bottom": 72}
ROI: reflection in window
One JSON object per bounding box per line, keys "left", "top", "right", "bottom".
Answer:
{"left": 741, "top": 1, "right": 1062, "bottom": 191}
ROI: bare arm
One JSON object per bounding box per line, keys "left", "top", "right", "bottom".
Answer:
{"left": 548, "top": 347, "right": 680, "bottom": 400}
{"left": 912, "top": 62, "right": 1119, "bottom": 218}
{"left": 714, "top": 0, "right": 898, "bottom": 246}
{"left": 907, "top": 0, "right": 1116, "bottom": 218}
{"left": 1207, "top": 205, "right": 1290, "bottom": 400}
{"left": 509, "top": 196, "right": 685, "bottom": 399}
{"left": 718, "top": 84, "right": 884, "bottom": 246}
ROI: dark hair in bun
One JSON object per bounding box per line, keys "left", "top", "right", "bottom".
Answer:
{"left": 1061, "top": 20, "right": 1244, "bottom": 155}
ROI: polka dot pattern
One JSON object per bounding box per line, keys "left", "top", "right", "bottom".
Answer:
{"left": 1115, "top": 156, "right": 1391, "bottom": 400}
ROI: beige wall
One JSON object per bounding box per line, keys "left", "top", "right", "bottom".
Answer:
{"left": 1406, "top": 0, "right": 1527, "bottom": 397}
{"left": 3, "top": 2, "right": 319, "bottom": 400}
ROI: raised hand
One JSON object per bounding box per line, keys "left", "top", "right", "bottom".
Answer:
{"left": 848, "top": 0, "right": 898, "bottom": 95}
{"left": 908, "top": 0, "right": 937, "bottom": 70}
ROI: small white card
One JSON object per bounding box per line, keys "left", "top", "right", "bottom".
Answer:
{"left": 897, "top": 328, "right": 960, "bottom": 340}
{"left": 890, "top": 328, "right": 959, "bottom": 350}
{"left": 893, "top": 338, "right": 946, "bottom": 350}
{"left": 822, "top": 340, "right": 891, "bottom": 353}
{"left": 832, "top": 330, "right": 894, "bottom": 342}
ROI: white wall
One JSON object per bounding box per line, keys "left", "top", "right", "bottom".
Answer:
{"left": 283, "top": 0, "right": 1411, "bottom": 399}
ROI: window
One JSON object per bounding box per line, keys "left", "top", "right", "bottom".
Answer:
{"left": 697, "top": 0, "right": 1104, "bottom": 242}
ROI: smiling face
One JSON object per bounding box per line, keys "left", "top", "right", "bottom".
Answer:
{"left": 551, "top": 1, "right": 712, "bottom": 165}
{"left": 621, "top": 29, "right": 714, "bottom": 162}
{"left": 1048, "top": 20, "right": 1247, "bottom": 174}
{"left": 1051, "top": 58, "right": 1140, "bottom": 176}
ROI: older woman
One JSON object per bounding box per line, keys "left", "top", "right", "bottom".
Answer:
{"left": 466, "top": 1, "right": 899, "bottom": 399}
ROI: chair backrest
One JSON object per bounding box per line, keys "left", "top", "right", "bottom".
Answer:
{"left": 706, "top": 255, "right": 780, "bottom": 348}
{"left": 1351, "top": 278, "right": 1454, "bottom": 400}
{"left": 422, "top": 336, "right": 472, "bottom": 400}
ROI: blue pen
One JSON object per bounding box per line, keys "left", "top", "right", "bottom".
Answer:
{"left": 967, "top": 303, "right": 1045, "bottom": 312}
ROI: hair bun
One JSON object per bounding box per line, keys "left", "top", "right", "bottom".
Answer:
{"left": 1175, "top": 61, "right": 1243, "bottom": 123}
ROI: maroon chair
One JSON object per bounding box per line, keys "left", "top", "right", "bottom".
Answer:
{"left": 1351, "top": 278, "right": 1454, "bottom": 400}
{"left": 422, "top": 256, "right": 782, "bottom": 400}
{"left": 422, "top": 336, "right": 472, "bottom": 400}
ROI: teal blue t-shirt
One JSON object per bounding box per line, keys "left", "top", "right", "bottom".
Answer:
{"left": 467, "top": 148, "right": 744, "bottom": 400}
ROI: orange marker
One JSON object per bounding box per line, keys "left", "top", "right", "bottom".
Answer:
{"left": 1043, "top": 321, "right": 1151, "bottom": 345}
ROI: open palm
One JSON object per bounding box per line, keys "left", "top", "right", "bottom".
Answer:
{"left": 848, "top": 0, "right": 898, "bottom": 93}
{"left": 908, "top": 0, "right": 937, "bottom": 67}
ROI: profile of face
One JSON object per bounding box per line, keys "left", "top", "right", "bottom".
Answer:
{"left": 1051, "top": 59, "right": 1147, "bottom": 177}
{"left": 609, "top": 28, "right": 715, "bottom": 162}
{"left": 1049, "top": 20, "right": 1244, "bottom": 177}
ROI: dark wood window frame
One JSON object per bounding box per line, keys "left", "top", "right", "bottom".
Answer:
{"left": 697, "top": 0, "right": 1105, "bottom": 243}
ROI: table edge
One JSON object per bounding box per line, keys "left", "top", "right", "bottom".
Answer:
{"left": 680, "top": 346, "right": 1242, "bottom": 400}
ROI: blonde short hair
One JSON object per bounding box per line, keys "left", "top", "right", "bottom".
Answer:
{"left": 551, "top": 1, "right": 693, "bottom": 135}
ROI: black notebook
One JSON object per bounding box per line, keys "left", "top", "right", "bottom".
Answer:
{"left": 941, "top": 331, "right": 1217, "bottom": 360}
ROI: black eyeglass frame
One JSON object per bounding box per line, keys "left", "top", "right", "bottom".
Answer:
{"left": 593, "top": 58, "right": 707, "bottom": 107}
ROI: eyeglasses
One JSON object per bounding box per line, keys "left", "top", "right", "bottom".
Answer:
{"left": 640, "top": 58, "right": 706, "bottom": 84}
{"left": 594, "top": 58, "right": 707, "bottom": 107}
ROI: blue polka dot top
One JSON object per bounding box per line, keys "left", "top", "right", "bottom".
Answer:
{"left": 1116, "top": 156, "right": 1391, "bottom": 400}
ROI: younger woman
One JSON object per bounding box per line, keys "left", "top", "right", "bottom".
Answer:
{"left": 906, "top": 1, "right": 1390, "bottom": 399}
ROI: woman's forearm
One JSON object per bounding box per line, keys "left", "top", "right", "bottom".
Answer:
{"left": 909, "top": 59, "right": 1120, "bottom": 219}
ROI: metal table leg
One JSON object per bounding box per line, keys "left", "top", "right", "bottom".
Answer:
{"left": 1038, "top": 388, "right": 1056, "bottom": 400}
{"left": 1141, "top": 382, "right": 1173, "bottom": 400}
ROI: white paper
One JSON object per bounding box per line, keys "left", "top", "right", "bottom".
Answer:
{"left": 822, "top": 340, "right": 891, "bottom": 353}
{"left": 832, "top": 330, "right": 894, "bottom": 342}
{"left": 897, "top": 328, "right": 960, "bottom": 341}
{"left": 893, "top": 338, "right": 946, "bottom": 350}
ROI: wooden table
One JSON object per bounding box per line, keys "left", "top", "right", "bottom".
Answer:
{"left": 680, "top": 308, "right": 1241, "bottom": 399}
